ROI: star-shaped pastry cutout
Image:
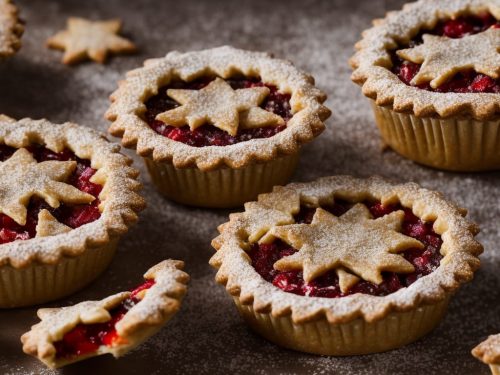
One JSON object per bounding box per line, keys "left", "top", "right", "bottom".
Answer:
{"left": 35, "top": 210, "right": 71, "bottom": 238}
{"left": 267, "top": 204, "right": 423, "bottom": 286}
{"left": 47, "top": 17, "right": 136, "bottom": 65}
{"left": 397, "top": 28, "right": 500, "bottom": 88}
{"left": 0, "top": 148, "right": 94, "bottom": 225}
{"left": 156, "top": 78, "right": 285, "bottom": 136}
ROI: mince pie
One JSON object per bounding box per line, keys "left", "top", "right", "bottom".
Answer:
{"left": 350, "top": 0, "right": 500, "bottom": 171}
{"left": 106, "top": 46, "right": 331, "bottom": 208}
{"left": 0, "top": 118, "right": 145, "bottom": 307}
{"left": 21, "top": 259, "right": 189, "bottom": 369}
{"left": 473, "top": 334, "right": 500, "bottom": 375}
{"left": 47, "top": 17, "right": 136, "bottom": 65}
{"left": 0, "top": 0, "right": 23, "bottom": 57}
{"left": 210, "top": 176, "right": 482, "bottom": 355}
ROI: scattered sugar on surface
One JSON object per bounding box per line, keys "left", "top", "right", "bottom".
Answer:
{"left": 0, "top": 0, "right": 498, "bottom": 374}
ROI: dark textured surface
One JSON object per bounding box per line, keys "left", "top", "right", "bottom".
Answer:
{"left": 0, "top": 0, "right": 498, "bottom": 374}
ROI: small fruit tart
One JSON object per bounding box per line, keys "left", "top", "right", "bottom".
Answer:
{"left": 473, "top": 334, "right": 500, "bottom": 375}
{"left": 210, "top": 176, "right": 482, "bottom": 355}
{"left": 106, "top": 45, "right": 330, "bottom": 208}
{"left": 0, "top": 118, "right": 145, "bottom": 307}
{"left": 0, "top": 0, "right": 23, "bottom": 57}
{"left": 350, "top": 0, "right": 500, "bottom": 171}
{"left": 21, "top": 259, "right": 189, "bottom": 369}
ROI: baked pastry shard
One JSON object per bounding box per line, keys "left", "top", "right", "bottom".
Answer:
{"left": 473, "top": 334, "right": 500, "bottom": 375}
{"left": 0, "top": 148, "right": 94, "bottom": 225}
{"left": 21, "top": 260, "right": 189, "bottom": 369}
{"left": 210, "top": 176, "right": 482, "bottom": 355}
{"left": 350, "top": 0, "right": 500, "bottom": 171}
{"left": 106, "top": 46, "right": 330, "bottom": 208}
{"left": 0, "top": 0, "right": 23, "bottom": 57}
{"left": 47, "top": 17, "right": 136, "bottom": 65}
{"left": 0, "top": 118, "right": 145, "bottom": 308}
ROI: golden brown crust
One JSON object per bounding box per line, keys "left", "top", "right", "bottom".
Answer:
{"left": 0, "top": 0, "right": 23, "bottom": 57}
{"left": 209, "top": 176, "right": 482, "bottom": 324}
{"left": 21, "top": 259, "right": 189, "bottom": 369}
{"left": 0, "top": 118, "right": 145, "bottom": 268}
{"left": 46, "top": 17, "right": 136, "bottom": 65}
{"left": 106, "top": 46, "right": 331, "bottom": 172}
{"left": 350, "top": 0, "right": 500, "bottom": 120}
{"left": 473, "top": 334, "right": 500, "bottom": 365}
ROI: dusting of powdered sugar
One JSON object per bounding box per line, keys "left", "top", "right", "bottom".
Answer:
{"left": 211, "top": 176, "right": 481, "bottom": 324}
{"left": 0, "top": 0, "right": 498, "bottom": 374}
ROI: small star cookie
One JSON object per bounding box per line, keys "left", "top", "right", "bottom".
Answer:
{"left": 47, "top": 17, "right": 136, "bottom": 65}
{"left": 397, "top": 28, "right": 500, "bottom": 88}
{"left": 156, "top": 78, "right": 284, "bottom": 136}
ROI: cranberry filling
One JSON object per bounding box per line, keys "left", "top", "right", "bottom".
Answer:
{"left": 0, "top": 144, "right": 102, "bottom": 244}
{"left": 54, "top": 279, "right": 156, "bottom": 359}
{"left": 391, "top": 13, "right": 500, "bottom": 93}
{"left": 144, "top": 77, "right": 291, "bottom": 147}
{"left": 249, "top": 201, "right": 443, "bottom": 298}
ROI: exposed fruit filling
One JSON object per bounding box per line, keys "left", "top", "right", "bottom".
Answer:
{"left": 0, "top": 144, "right": 102, "bottom": 244}
{"left": 144, "top": 77, "right": 292, "bottom": 147}
{"left": 54, "top": 279, "right": 155, "bottom": 359}
{"left": 249, "top": 201, "right": 443, "bottom": 298}
{"left": 392, "top": 13, "right": 500, "bottom": 93}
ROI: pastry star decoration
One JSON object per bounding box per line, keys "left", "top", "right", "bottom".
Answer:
{"left": 156, "top": 78, "right": 285, "bottom": 136}
{"left": 0, "top": 148, "right": 94, "bottom": 226}
{"left": 397, "top": 28, "right": 500, "bottom": 88}
{"left": 266, "top": 204, "right": 423, "bottom": 293}
{"left": 47, "top": 17, "right": 136, "bottom": 65}
{"left": 35, "top": 209, "right": 71, "bottom": 238}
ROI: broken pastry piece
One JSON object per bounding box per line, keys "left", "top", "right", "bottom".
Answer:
{"left": 21, "top": 260, "right": 189, "bottom": 369}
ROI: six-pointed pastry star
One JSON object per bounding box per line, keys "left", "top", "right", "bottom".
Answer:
{"left": 156, "top": 77, "right": 285, "bottom": 136}
{"left": 0, "top": 148, "right": 95, "bottom": 226}
{"left": 267, "top": 204, "right": 423, "bottom": 286}
{"left": 47, "top": 17, "right": 136, "bottom": 65}
{"left": 397, "top": 27, "right": 500, "bottom": 88}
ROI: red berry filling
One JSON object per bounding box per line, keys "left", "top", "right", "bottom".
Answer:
{"left": 392, "top": 13, "right": 500, "bottom": 93}
{"left": 0, "top": 144, "right": 102, "bottom": 244}
{"left": 249, "top": 201, "right": 443, "bottom": 298}
{"left": 144, "top": 78, "right": 291, "bottom": 147}
{"left": 54, "top": 280, "right": 156, "bottom": 359}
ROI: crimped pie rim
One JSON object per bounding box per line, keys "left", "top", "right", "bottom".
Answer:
{"left": 0, "top": 118, "right": 145, "bottom": 268}
{"left": 349, "top": 0, "right": 500, "bottom": 121}
{"left": 209, "top": 175, "right": 482, "bottom": 324}
{"left": 21, "top": 259, "right": 189, "bottom": 369}
{"left": 0, "top": 0, "right": 23, "bottom": 57}
{"left": 106, "top": 45, "right": 331, "bottom": 172}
